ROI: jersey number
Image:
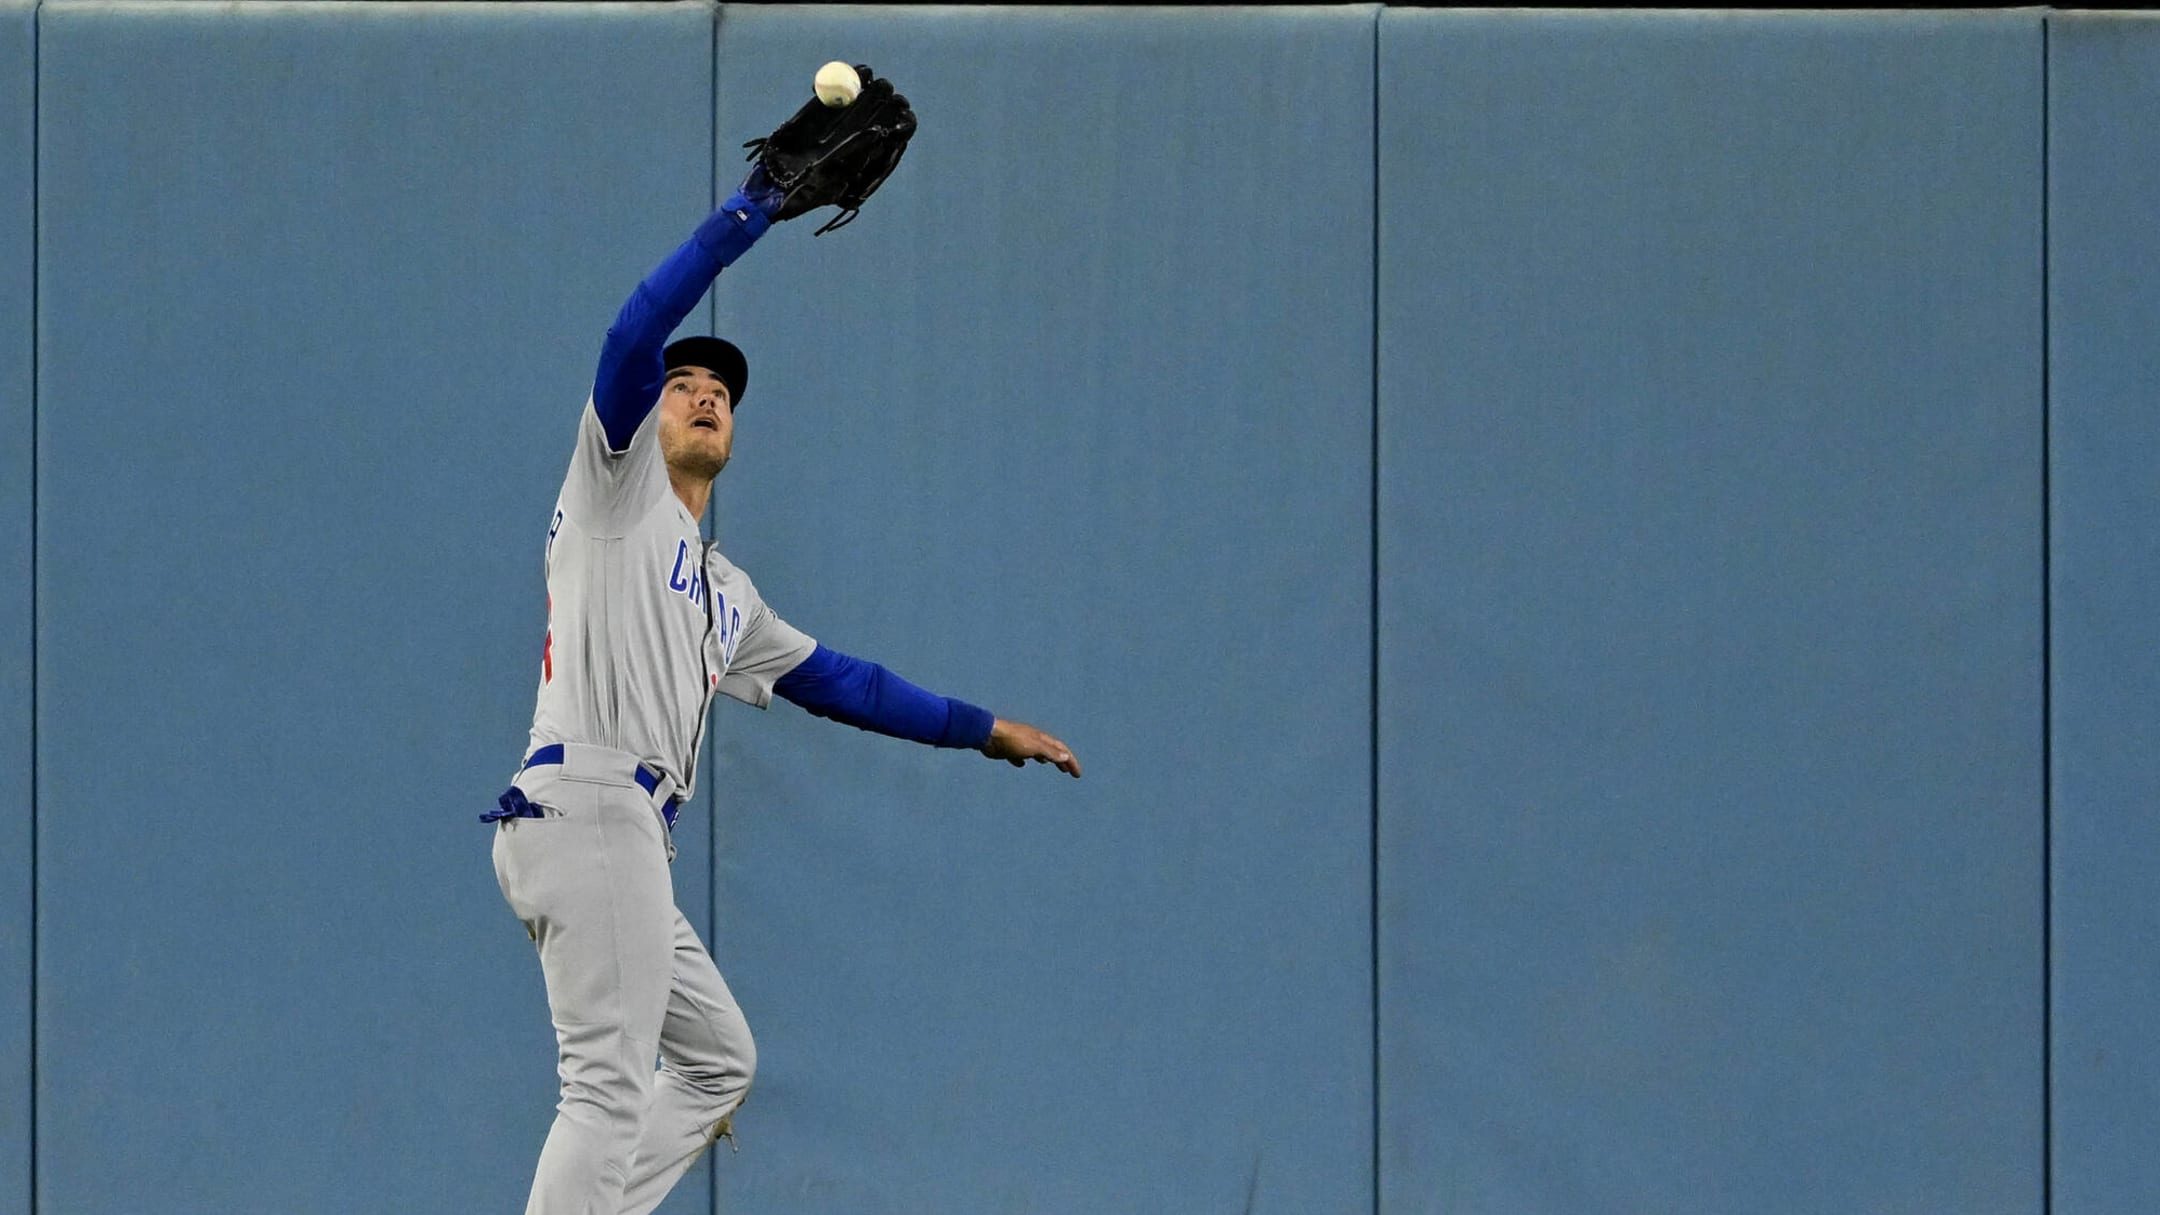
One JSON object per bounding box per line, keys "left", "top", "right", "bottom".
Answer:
{"left": 542, "top": 595, "right": 554, "bottom": 684}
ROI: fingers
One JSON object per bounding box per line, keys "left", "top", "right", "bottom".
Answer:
{"left": 1031, "top": 731, "right": 1081, "bottom": 779}
{"left": 985, "top": 720, "right": 1081, "bottom": 779}
{"left": 1014, "top": 750, "right": 1077, "bottom": 777}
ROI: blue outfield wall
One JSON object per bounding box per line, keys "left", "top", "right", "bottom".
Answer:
{"left": 6, "top": 4, "right": 2160, "bottom": 1214}
{"left": 1377, "top": 10, "right": 2045, "bottom": 1215}
{"left": 1, "top": 5, "right": 32, "bottom": 1212}
{"left": 703, "top": 6, "right": 1376, "bottom": 1212}
{"left": 2047, "top": 14, "right": 2160, "bottom": 1215}
{"left": 33, "top": 3, "right": 718, "bottom": 1213}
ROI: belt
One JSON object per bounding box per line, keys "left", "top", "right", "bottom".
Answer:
{"left": 481, "top": 744, "right": 678, "bottom": 828}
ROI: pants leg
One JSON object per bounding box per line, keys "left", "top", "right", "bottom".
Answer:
{"left": 493, "top": 774, "right": 676, "bottom": 1215}
{"left": 617, "top": 910, "right": 758, "bottom": 1215}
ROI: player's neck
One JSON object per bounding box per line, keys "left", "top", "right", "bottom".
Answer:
{"left": 668, "top": 469, "right": 714, "bottom": 523}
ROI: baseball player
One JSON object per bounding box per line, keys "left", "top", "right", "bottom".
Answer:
{"left": 483, "top": 74, "right": 1079, "bottom": 1215}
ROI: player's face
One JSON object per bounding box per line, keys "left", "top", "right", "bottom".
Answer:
{"left": 657, "top": 366, "right": 735, "bottom": 480}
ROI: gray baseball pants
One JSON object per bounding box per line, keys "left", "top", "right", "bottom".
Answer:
{"left": 492, "top": 744, "right": 756, "bottom": 1215}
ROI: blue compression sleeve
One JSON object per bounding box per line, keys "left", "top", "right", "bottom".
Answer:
{"left": 591, "top": 189, "right": 775, "bottom": 451}
{"left": 774, "top": 644, "right": 997, "bottom": 750}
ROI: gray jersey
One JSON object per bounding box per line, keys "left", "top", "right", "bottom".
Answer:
{"left": 524, "top": 398, "right": 815, "bottom": 801}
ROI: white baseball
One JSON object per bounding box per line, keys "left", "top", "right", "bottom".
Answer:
{"left": 814, "top": 61, "right": 862, "bottom": 108}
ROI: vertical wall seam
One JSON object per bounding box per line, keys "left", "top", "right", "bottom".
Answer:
{"left": 709, "top": 8, "right": 727, "bottom": 1214}
{"left": 25, "top": 3, "right": 38, "bottom": 1212}
{"left": 705, "top": 7, "right": 721, "bottom": 1215}
{"left": 2039, "top": 14, "right": 2054, "bottom": 1215}
{"left": 1366, "top": 10, "right": 1382, "bottom": 1215}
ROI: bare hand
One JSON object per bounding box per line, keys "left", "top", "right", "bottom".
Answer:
{"left": 982, "top": 718, "right": 1081, "bottom": 778}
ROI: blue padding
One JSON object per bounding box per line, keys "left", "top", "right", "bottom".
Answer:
{"left": 0, "top": 6, "right": 32, "bottom": 1211}
{"left": 1378, "top": 10, "right": 2043, "bottom": 1214}
{"left": 34, "top": 4, "right": 717, "bottom": 1213}
{"left": 2047, "top": 15, "right": 2160, "bottom": 1214}
{"left": 707, "top": 6, "right": 1375, "bottom": 1210}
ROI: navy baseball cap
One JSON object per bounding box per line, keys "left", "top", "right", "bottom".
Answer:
{"left": 662, "top": 336, "right": 749, "bottom": 408}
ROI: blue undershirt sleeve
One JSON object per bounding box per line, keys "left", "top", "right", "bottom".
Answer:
{"left": 591, "top": 188, "right": 777, "bottom": 451}
{"left": 773, "top": 644, "right": 997, "bottom": 750}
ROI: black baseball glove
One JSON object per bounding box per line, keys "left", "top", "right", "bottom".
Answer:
{"left": 741, "top": 64, "right": 917, "bottom": 236}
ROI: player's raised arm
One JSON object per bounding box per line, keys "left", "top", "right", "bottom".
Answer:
{"left": 589, "top": 186, "right": 779, "bottom": 452}
{"left": 774, "top": 644, "right": 1082, "bottom": 778}
{"left": 591, "top": 67, "right": 917, "bottom": 453}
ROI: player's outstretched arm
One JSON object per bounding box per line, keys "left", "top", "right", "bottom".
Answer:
{"left": 774, "top": 644, "right": 1082, "bottom": 778}
{"left": 589, "top": 183, "right": 784, "bottom": 451}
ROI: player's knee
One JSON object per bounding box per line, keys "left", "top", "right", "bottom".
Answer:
{"left": 675, "top": 1035, "right": 755, "bottom": 1111}
{"left": 736, "top": 1036, "right": 758, "bottom": 1094}
{"left": 685, "top": 1054, "right": 754, "bottom": 1107}
{"left": 726, "top": 1030, "right": 756, "bottom": 1102}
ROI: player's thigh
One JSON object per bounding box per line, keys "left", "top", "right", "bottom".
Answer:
{"left": 507, "top": 778, "right": 677, "bottom": 1032}
{"left": 660, "top": 910, "right": 755, "bottom": 1079}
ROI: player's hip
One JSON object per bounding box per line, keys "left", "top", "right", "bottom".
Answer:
{"left": 489, "top": 755, "right": 675, "bottom": 914}
{"left": 511, "top": 740, "right": 675, "bottom": 796}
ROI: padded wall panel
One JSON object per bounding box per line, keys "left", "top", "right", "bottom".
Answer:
{"left": 1, "top": 5, "right": 33, "bottom": 1211}
{"left": 2047, "top": 14, "right": 2160, "bottom": 1215}
{"left": 35, "top": 4, "right": 715, "bottom": 1212}
{"left": 1378, "top": 11, "right": 2043, "bottom": 1214}
{"left": 706, "top": 6, "right": 1374, "bottom": 1211}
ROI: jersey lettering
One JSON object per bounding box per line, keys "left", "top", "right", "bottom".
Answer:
{"left": 662, "top": 540, "right": 746, "bottom": 665}
{"left": 667, "top": 540, "right": 707, "bottom": 606}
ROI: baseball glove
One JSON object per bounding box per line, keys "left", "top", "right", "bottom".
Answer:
{"left": 742, "top": 65, "right": 917, "bottom": 236}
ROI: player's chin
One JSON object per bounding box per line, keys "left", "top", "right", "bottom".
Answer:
{"left": 665, "top": 437, "right": 730, "bottom": 479}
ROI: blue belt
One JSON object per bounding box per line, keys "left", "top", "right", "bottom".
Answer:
{"left": 481, "top": 744, "right": 677, "bottom": 828}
